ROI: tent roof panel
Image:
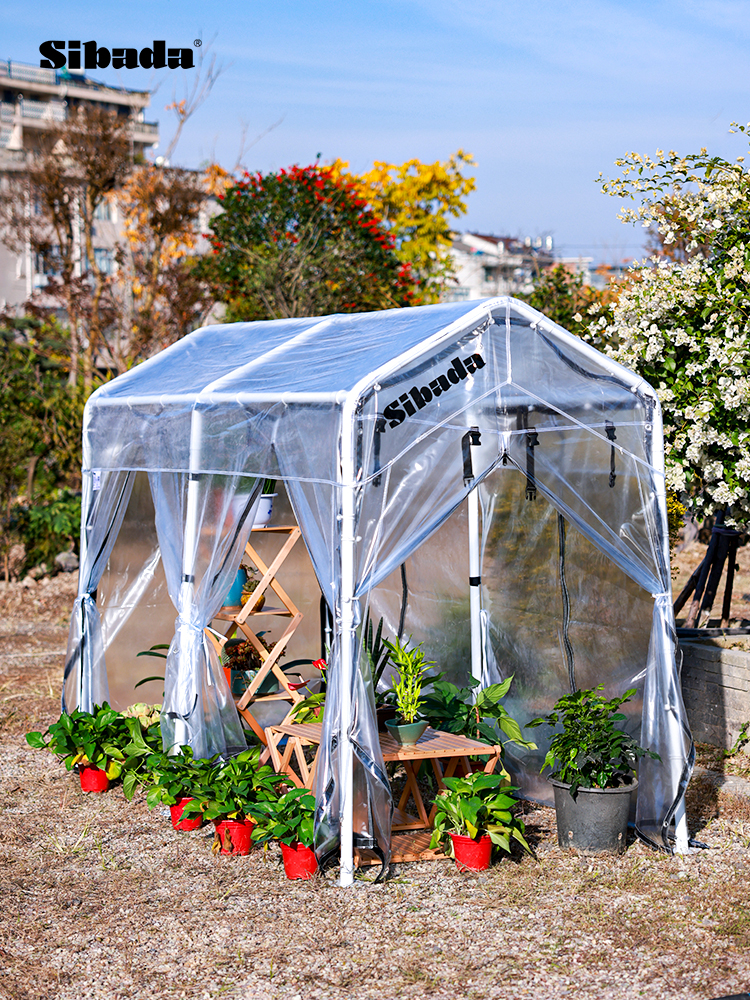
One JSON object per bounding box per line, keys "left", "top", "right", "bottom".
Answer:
{"left": 92, "top": 300, "right": 497, "bottom": 405}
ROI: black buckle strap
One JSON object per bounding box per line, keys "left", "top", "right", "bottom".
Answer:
{"left": 605, "top": 420, "right": 617, "bottom": 488}
{"left": 462, "top": 426, "right": 481, "bottom": 485}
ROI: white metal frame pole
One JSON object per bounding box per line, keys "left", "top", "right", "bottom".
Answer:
{"left": 468, "top": 486, "right": 483, "bottom": 689}
{"left": 174, "top": 406, "right": 203, "bottom": 751}
{"left": 338, "top": 413, "right": 357, "bottom": 887}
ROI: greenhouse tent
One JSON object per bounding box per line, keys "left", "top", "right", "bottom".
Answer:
{"left": 65, "top": 297, "right": 693, "bottom": 885}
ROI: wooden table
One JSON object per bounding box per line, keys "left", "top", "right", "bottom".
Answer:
{"left": 262, "top": 722, "right": 504, "bottom": 863}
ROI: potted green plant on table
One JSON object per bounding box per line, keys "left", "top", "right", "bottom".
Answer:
{"left": 382, "top": 636, "right": 432, "bottom": 747}
{"left": 26, "top": 704, "right": 132, "bottom": 792}
{"left": 186, "top": 748, "right": 284, "bottom": 855}
{"left": 527, "top": 685, "right": 660, "bottom": 854}
{"left": 420, "top": 674, "right": 537, "bottom": 754}
{"left": 429, "top": 771, "right": 532, "bottom": 871}
{"left": 251, "top": 787, "right": 318, "bottom": 879}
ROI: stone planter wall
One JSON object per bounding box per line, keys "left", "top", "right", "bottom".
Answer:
{"left": 679, "top": 637, "right": 750, "bottom": 749}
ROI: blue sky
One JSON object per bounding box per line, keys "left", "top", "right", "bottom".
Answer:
{"left": 5, "top": 0, "right": 750, "bottom": 264}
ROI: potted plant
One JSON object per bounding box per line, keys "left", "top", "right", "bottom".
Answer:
{"left": 382, "top": 636, "right": 432, "bottom": 747}
{"left": 253, "top": 478, "right": 277, "bottom": 529}
{"left": 240, "top": 567, "right": 266, "bottom": 610}
{"left": 429, "top": 771, "right": 532, "bottom": 871}
{"left": 117, "top": 703, "right": 163, "bottom": 800}
{"left": 144, "top": 746, "right": 217, "bottom": 831}
{"left": 527, "top": 685, "right": 660, "bottom": 854}
{"left": 26, "top": 704, "right": 132, "bottom": 792}
{"left": 251, "top": 787, "right": 318, "bottom": 879}
{"left": 221, "top": 633, "right": 283, "bottom": 696}
{"left": 186, "top": 748, "right": 284, "bottom": 855}
{"left": 420, "top": 674, "right": 537, "bottom": 754}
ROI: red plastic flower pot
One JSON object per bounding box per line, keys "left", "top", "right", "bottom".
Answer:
{"left": 79, "top": 763, "right": 110, "bottom": 793}
{"left": 450, "top": 832, "right": 492, "bottom": 873}
{"left": 215, "top": 818, "right": 253, "bottom": 856}
{"left": 280, "top": 841, "right": 318, "bottom": 880}
{"left": 170, "top": 797, "right": 203, "bottom": 832}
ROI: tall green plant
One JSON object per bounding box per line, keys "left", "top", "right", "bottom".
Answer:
{"left": 527, "top": 686, "right": 660, "bottom": 797}
{"left": 383, "top": 636, "right": 433, "bottom": 724}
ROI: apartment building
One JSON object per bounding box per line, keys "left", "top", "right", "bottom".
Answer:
{"left": 0, "top": 58, "right": 159, "bottom": 310}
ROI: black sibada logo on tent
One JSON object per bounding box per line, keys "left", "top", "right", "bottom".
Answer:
{"left": 381, "top": 353, "right": 486, "bottom": 430}
{"left": 39, "top": 40, "right": 195, "bottom": 70}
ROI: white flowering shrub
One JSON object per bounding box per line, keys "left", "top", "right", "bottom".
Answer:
{"left": 591, "top": 129, "right": 750, "bottom": 528}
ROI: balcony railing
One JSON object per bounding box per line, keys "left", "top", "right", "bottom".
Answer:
{"left": 133, "top": 121, "right": 159, "bottom": 136}
{"left": 21, "top": 99, "right": 67, "bottom": 122}
{"left": 0, "top": 61, "right": 57, "bottom": 85}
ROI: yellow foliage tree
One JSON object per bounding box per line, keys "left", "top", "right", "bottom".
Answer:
{"left": 111, "top": 164, "right": 212, "bottom": 366}
{"left": 331, "top": 151, "right": 476, "bottom": 302}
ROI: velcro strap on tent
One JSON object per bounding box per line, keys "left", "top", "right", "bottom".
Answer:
{"left": 605, "top": 420, "right": 617, "bottom": 488}
{"left": 462, "top": 426, "right": 481, "bottom": 485}
{"left": 525, "top": 429, "right": 539, "bottom": 500}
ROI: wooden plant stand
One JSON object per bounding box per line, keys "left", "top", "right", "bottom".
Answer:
{"left": 209, "top": 526, "right": 305, "bottom": 743}
{"left": 262, "top": 722, "right": 504, "bottom": 863}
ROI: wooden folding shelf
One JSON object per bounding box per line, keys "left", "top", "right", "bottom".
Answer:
{"left": 262, "top": 722, "right": 504, "bottom": 863}
{"left": 209, "top": 526, "right": 305, "bottom": 743}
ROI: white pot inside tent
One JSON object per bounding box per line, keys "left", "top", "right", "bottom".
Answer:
{"left": 253, "top": 493, "right": 277, "bottom": 529}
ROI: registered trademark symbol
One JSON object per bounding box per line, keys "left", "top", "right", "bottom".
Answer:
{"left": 194, "top": 39, "right": 202, "bottom": 47}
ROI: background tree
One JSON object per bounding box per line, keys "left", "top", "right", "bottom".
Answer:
{"left": 0, "top": 106, "right": 132, "bottom": 387}
{"left": 0, "top": 318, "right": 84, "bottom": 578}
{"left": 332, "top": 151, "right": 476, "bottom": 302}
{"left": 110, "top": 164, "right": 212, "bottom": 368}
{"left": 202, "top": 163, "right": 420, "bottom": 320}
{"left": 518, "top": 263, "right": 617, "bottom": 346}
{"left": 593, "top": 129, "right": 750, "bottom": 528}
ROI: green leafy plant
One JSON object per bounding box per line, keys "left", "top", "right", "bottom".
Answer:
{"left": 363, "top": 613, "right": 391, "bottom": 696}
{"left": 420, "top": 674, "right": 537, "bottom": 751}
{"left": 144, "top": 746, "right": 218, "bottom": 810}
{"left": 181, "top": 747, "right": 283, "bottom": 824}
{"left": 289, "top": 692, "right": 326, "bottom": 723}
{"left": 429, "top": 772, "right": 531, "bottom": 856}
{"left": 251, "top": 787, "right": 316, "bottom": 848}
{"left": 115, "top": 705, "right": 163, "bottom": 799}
{"left": 527, "top": 686, "right": 660, "bottom": 798}
{"left": 382, "top": 636, "right": 432, "bottom": 724}
{"left": 25, "top": 704, "right": 132, "bottom": 780}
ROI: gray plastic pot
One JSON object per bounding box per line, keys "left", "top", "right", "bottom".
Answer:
{"left": 550, "top": 777, "right": 637, "bottom": 855}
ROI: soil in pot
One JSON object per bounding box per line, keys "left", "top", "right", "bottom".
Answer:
{"left": 79, "top": 763, "right": 110, "bottom": 793}
{"left": 450, "top": 832, "right": 492, "bottom": 872}
{"left": 214, "top": 818, "right": 254, "bottom": 856}
{"left": 170, "top": 797, "right": 203, "bottom": 832}
{"left": 280, "top": 841, "right": 318, "bottom": 879}
{"left": 551, "top": 778, "right": 636, "bottom": 855}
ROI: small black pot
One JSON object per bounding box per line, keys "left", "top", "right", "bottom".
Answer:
{"left": 550, "top": 778, "right": 637, "bottom": 855}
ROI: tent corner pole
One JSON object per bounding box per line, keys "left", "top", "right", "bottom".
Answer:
{"left": 468, "top": 486, "right": 482, "bottom": 690}
{"left": 338, "top": 426, "right": 357, "bottom": 888}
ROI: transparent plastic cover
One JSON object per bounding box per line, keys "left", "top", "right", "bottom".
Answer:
{"left": 68, "top": 298, "right": 691, "bottom": 862}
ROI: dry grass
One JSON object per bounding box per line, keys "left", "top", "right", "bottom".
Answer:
{"left": 3, "top": 578, "right": 750, "bottom": 999}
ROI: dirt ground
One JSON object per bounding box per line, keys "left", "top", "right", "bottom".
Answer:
{"left": 3, "top": 572, "right": 750, "bottom": 1000}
